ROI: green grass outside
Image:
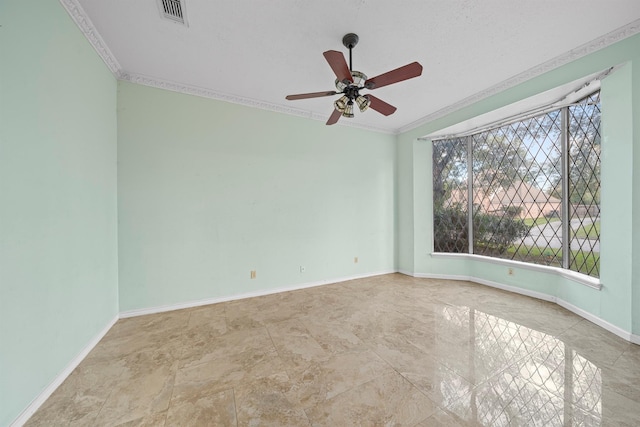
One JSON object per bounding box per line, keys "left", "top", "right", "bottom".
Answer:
{"left": 503, "top": 245, "right": 599, "bottom": 277}
{"left": 573, "top": 221, "right": 600, "bottom": 239}
{"left": 469, "top": 215, "right": 599, "bottom": 276}
{"left": 522, "top": 217, "right": 561, "bottom": 227}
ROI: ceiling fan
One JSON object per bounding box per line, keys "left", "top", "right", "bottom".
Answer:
{"left": 285, "top": 33, "right": 423, "bottom": 125}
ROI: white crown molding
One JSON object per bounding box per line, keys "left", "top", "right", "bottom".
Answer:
{"left": 58, "top": 0, "right": 391, "bottom": 133}
{"left": 58, "top": 0, "right": 122, "bottom": 76}
{"left": 60, "top": 0, "right": 639, "bottom": 136}
{"left": 119, "top": 72, "right": 394, "bottom": 134}
{"left": 398, "top": 18, "right": 640, "bottom": 134}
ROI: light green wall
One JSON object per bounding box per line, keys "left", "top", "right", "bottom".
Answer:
{"left": 397, "top": 133, "right": 414, "bottom": 273}
{"left": 2, "top": 2, "right": 638, "bottom": 423}
{"left": 397, "top": 34, "right": 640, "bottom": 335}
{"left": 117, "top": 82, "right": 396, "bottom": 312}
{"left": 599, "top": 63, "right": 633, "bottom": 330}
{"left": 632, "top": 56, "right": 640, "bottom": 335}
{"left": 0, "top": 1, "right": 119, "bottom": 426}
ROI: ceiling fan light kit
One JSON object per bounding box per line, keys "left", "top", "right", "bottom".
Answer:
{"left": 285, "top": 33, "right": 423, "bottom": 125}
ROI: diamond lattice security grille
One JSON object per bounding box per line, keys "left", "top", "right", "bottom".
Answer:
{"left": 432, "top": 91, "right": 601, "bottom": 278}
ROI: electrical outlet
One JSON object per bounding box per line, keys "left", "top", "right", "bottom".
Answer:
{"left": 354, "top": 256, "right": 358, "bottom": 263}
{"left": 300, "top": 266, "right": 306, "bottom": 273}
{"left": 508, "top": 268, "right": 514, "bottom": 276}
{"left": 250, "top": 270, "right": 256, "bottom": 279}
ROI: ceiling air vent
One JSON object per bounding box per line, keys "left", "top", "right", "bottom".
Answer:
{"left": 158, "top": 0, "right": 188, "bottom": 26}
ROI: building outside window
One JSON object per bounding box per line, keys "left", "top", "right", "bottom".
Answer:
{"left": 433, "top": 91, "right": 601, "bottom": 278}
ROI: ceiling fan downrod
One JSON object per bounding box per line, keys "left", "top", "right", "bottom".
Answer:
{"left": 342, "top": 33, "right": 359, "bottom": 72}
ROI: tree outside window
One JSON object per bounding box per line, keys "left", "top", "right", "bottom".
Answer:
{"left": 432, "top": 91, "right": 601, "bottom": 277}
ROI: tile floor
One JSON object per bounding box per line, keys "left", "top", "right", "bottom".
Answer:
{"left": 26, "top": 274, "right": 640, "bottom": 426}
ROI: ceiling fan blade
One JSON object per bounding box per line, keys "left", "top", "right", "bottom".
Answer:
{"left": 323, "top": 50, "right": 353, "bottom": 83}
{"left": 364, "top": 62, "right": 423, "bottom": 90}
{"left": 326, "top": 108, "right": 342, "bottom": 125}
{"left": 286, "top": 91, "right": 339, "bottom": 100}
{"left": 367, "top": 95, "right": 397, "bottom": 116}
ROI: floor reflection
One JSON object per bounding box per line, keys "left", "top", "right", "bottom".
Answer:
{"left": 23, "top": 275, "right": 640, "bottom": 426}
{"left": 437, "top": 305, "right": 602, "bottom": 426}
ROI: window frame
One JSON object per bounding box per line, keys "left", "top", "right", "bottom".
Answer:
{"left": 429, "top": 90, "right": 602, "bottom": 290}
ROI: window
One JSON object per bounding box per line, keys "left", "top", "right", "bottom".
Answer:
{"left": 433, "top": 91, "right": 601, "bottom": 278}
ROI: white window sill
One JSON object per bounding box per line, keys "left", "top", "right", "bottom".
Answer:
{"left": 430, "top": 252, "right": 602, "bottom": 290}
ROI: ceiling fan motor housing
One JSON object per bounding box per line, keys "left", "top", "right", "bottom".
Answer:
{"left": 344, "top": 85, "right": 360, "bottom": 100}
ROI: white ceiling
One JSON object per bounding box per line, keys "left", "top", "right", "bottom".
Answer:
{"left": 71, "top": 0, "right": 640, "bottom": 133}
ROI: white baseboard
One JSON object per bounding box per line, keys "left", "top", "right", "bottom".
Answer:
{"left": 554, "top": 298, "right": 634, "bottom": 341}
{"left": 10, "top": 269, "right": 638, "bottom": 426}
{"left": 10, "top": 315, "right": 119, "bottom": 427}
{"left": 410, "top": 271, "right": 639, "bottom": 345}
{"left": 119, "top": 270, "right": 397, "bottom": 318}
{"left": 415, "top": 272, "right": 556, "bottom": 302}
{"left": 415, "top": 272, "right": 474, "bottom": 283}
